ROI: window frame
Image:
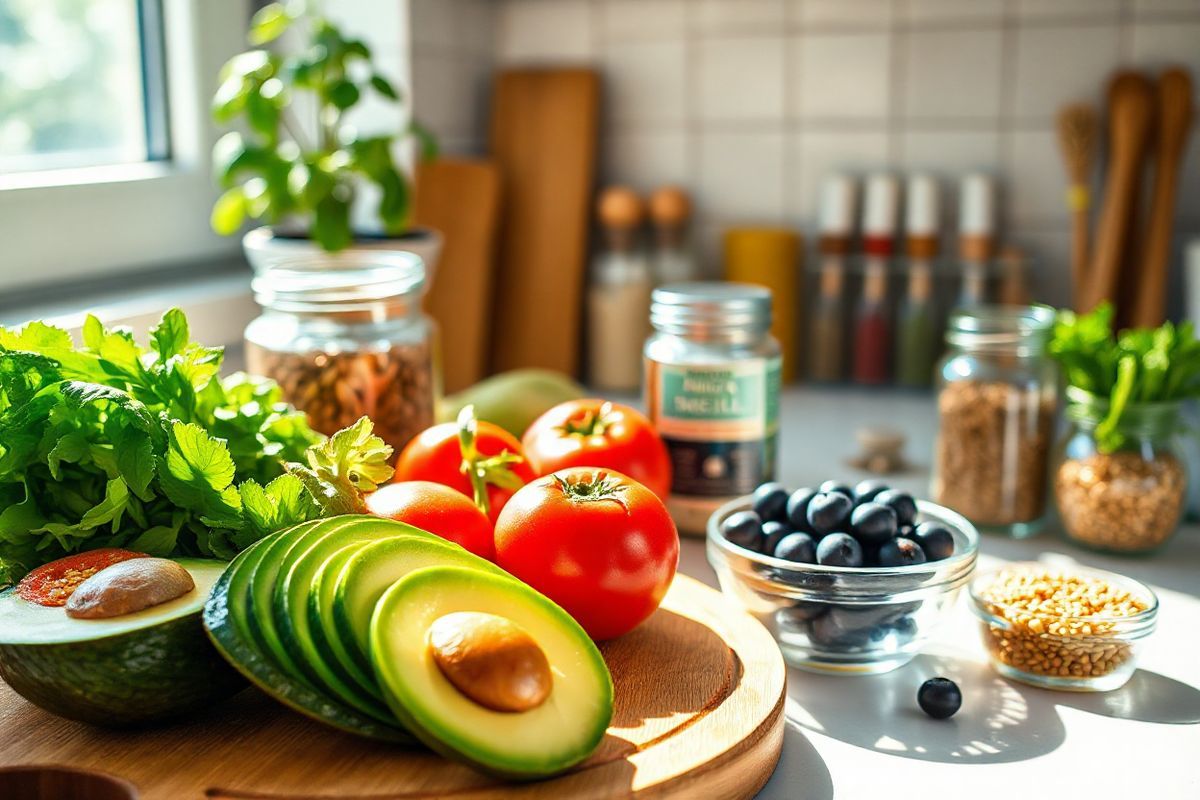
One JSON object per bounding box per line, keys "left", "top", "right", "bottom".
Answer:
{"left": 0, "top": 0, "right": 251, "bottom": 293}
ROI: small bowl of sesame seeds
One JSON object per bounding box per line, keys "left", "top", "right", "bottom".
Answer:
{"left": 969, "top": 562, "right": 1158, "bottom": 692}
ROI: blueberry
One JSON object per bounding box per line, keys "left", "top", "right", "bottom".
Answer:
{"left": 806, "top": 492, "right": 853, "bottom": 536}
{"left": 760, "top": 521, "right": 792, "bottom": 556}
{"left": 809, "top": 613, "right": 871, "bottom": 649}
{"left": 816, "top": 532, "right": 863, "bottom": 567}
{"left": 774, "top": 532, "right": 817, "bottom": 564}
{"left": 853, "top": 480, "right": 889, "bottom": 505}
{"left": 878, "top": 537, "right": 927, "bottom": 567}
{"left": 912, "top": 522, "right": 955, "bottom": 561}
{"left": 818, "top": 480, "right": 854, "bottom": 499}
{"left": 918, "top": 677, "right": 962, "bottom": 719}
{"left": 751, "top": 482, "right": 790, "bottom": 523}
{"left": 850, "top": 502, "right": 898, "bottom": 547}
{"left": 780, "top": 600, "right": 827, "bottom": 622}
{"left": 785, "top": 487, "right": 818, "bottom": 532}
{"left": 720, "top": 510, "right": 763, "bottom": 550}
{"left": 875, "top": 489, "right": 918, "bottom": 527}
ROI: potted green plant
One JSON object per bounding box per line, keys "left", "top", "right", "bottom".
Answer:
{"left": 209, "top": 1, "right": 440, "bottom": 271}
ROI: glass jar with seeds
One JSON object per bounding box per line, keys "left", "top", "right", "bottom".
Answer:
{"left": 931, "top": 306, "right": 1057, "bottom": 537}
{"left": 244, "top": 251, "right": 437, "bottom": 455}
{"left": 1053, "top": 387, "right": 1187, "bottom": 554}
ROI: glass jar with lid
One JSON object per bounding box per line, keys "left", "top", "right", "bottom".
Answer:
{"left": 244, "top": 251, "right": 437, "bottom": 455}
{"left": 932, "top": 305, "right": 1057, "bottom": 537}
{"left": 1053, "top": 388, "right": 1187, "bottom": 554}
{"left": 644, "top": 283, "right": 782, "bottom": 535}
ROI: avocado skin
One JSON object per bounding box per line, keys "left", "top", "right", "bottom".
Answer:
{"left": 438, "top": 369, "right": 585, "bottom": 437}
{"left": 0, "top": 610, "right": 244, "bottom": 727}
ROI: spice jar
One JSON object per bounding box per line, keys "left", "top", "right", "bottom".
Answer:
{"left": 244, "top": 251, "right": 437, "bottom": 455}
{"left": 932, "top": 306, "right": 1057, "bottom": 537}
{"left": 1053, "top": 388, "right": 1187, "bottom": 553}
{"left": 644, "top": 283, "right": 782, "bottom": 535}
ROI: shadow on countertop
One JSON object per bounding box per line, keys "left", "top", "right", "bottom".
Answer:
{"left": 785, "top": 653, "right": 1200, "bottom": 765}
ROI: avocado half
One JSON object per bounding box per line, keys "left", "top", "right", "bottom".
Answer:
{"left": 0, "top": 558, "right": 244, "bottom": 726}
{"left": 370, "top": 565, "right": 614, "bottom": 779}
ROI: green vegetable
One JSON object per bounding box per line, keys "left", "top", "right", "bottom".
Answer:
{"left": 0, "top": 309, "right": 393, "bottom": 583}
{"left": 1049, "top": 303, "right": 1200, "bottom": 451}
{"left": 0, "top": 558, "right": 242, "bottom": 727}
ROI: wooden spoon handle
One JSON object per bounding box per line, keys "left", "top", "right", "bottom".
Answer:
{"left": 1130, "top": 68, "right": 1194, "bottom": 328}
{"left": 1084, "top": 72, "right": 1154, "bottom": 314}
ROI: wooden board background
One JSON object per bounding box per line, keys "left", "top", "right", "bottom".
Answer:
{"left": 0, "top": 575, "right": 785, "bottom": 800}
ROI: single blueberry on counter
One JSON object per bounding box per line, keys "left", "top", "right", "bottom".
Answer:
{"left": 912, "top": 522, "right": 955, "bottom": 561}
{"left": 853, "top": 480, "right": 889, "bottom": 505}
{"left": 816, "top": 532, "right": 863, "bottom": 567}
{"left": 760, "top": 520, "right": 793, "bottom": 556}
{"left": 807, "top": 492, "right": 853, "bottom": 535}
{"left": 875, "top": 489, "right": 918, "bottom": 527}
{"left": 818, "top": 480, "right": 854, "bottom": 499}
{"left": 878, "top": 537, "right": 927, "bottom": 567}
{"left": 850, "top": 502, "right": 898, "bottom": 547}
{"left": 720, "top": 510, "right": 763, "bottom": 551}
{"left": 751, "top": 481, "right": 790, "bottom": 523}
{"left": 774, "top": 532, "right": 817, "bottom": 564}
{"left": 918, "top": 677, "right": 962, "bottom": 719}
{"left": 786, "top": 487, "right": 819, "bottom": 532}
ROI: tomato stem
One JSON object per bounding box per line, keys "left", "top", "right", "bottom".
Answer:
{"left": 457, "top": 404, "right": 525, "bottom": 517}
{"left": 558, "top": 401, "right": 615, "bottom": 438}
{"left": 552, "top": 470, "right": 629, "bottom": 513}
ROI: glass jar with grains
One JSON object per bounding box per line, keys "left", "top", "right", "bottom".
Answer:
{"left": 1053, "top": 388, "right": 1187, "bottom": 554}
{"left": 932, "top": 306, "right": 1057, "bottom": 537}
{"left": 244, "top": 252, "right": 437, "bottom": 455}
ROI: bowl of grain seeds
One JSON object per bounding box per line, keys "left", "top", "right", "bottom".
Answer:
{"left": 969, "top": 563, "right": 1157, "bottom": 692}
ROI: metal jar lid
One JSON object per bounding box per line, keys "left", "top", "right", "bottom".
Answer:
{"left": 650, "top": 282, "right": 773, "bottom": 337}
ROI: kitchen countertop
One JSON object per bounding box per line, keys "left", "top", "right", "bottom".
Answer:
{"left": 675, "top": 387, "right": 1200, "bottom": 800}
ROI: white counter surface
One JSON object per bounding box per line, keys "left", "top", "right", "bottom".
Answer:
{"left": 676, "top": 388, "right": 1200, "bottom": 800}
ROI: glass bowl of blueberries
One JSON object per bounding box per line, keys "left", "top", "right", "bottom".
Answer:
{"left": 707, "top": 478, "right": 979, "bottom": 674}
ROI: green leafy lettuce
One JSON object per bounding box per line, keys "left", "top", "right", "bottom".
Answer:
{"left": 1048, "top": 303, "right": 1200, "bottom": 451}
{"left": 0, "top": 309, "right": 393, "bottom": 583}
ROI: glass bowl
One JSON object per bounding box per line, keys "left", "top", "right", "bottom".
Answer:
{"left": 707, "top": 498, "right": 979, "bottom": 675}
{"left": 969, "top": 562, "right": 1158, "bottom": 692}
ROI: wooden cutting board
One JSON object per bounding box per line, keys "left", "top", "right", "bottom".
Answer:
{"left": 488, "top": 68, "right": 600, "bottom": 377}
{"left": 0, "top": 575, "right": 785, "bottom": 800}
{"left": 415, "top": 158, "right": 503, "bottom": 394}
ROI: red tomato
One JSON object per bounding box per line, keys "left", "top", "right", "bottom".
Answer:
{"left": 493, "top": 467, "right": 679, "bottom": 640}
{"left": 366, "top": 481, "right": 495, "bottom": 559}
{"left": 17, "top": 549, "right": 148, "bottom": 607}
{"left": 522, "top": 400, "right": 672, "bottom": 499}
{"left": 394, "top": 409, "right": 536, "bottom": 524}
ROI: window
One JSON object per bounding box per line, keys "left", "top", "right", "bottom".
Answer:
{"left": 0, "top": 0, "right": 248, "bottom": 296}
{"left": 0, "top": 0, "right": 169, "bottom": 175}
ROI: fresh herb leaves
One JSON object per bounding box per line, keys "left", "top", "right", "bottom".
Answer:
{"left": 1049, "top": 303, "right": 1200, "bottom": 452}
{"left": 0, "top": 310, "right": 393, "bottom": 582}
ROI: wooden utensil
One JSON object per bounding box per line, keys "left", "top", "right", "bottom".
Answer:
{"left": 415, "top": 158, "right": 503, "bottom": 394}
{"left": 1056, "top": 104, "right": 1098, "bottom": 311}
{"left": 488, "top": 68, "right": 600, "bottom": 377}
{"left": 1083, "top": 71, "right": 1155, "bottom": 314}
{"left": 1130, "top": 68, "right": 1195, "bottom": 328}
{"left": 0, "top": 575, "right": 785, "bottom": 800}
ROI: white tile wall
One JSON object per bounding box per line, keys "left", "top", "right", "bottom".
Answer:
{"left": 409, "top": 0, "right": 1200, "bottom": 307}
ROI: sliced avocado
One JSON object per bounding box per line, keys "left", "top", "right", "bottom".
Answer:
{"left": 0, "top": 558, "right": 243, "bottom": 726}
{"left": 332, "top": 536, "right": 510, "bottom": 676}
{"left": 307, "top": 541, "right": 389, "bottom": 700}
{"left": 370, "top": 565, "right": 613, "bottom": 779}
{"left": 203, "top": 534, "right": 412, "bottom": 743}
{"left": 247, "top": 517, "right": 359, "bottom": 683}
{"left": 274, "top": 518, "right": 437, "bottom": 719}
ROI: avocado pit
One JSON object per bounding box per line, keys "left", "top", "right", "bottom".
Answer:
{"left": 428, "top": 611, "right": 552, "bottom": 713}
{"left": 65, "top": 558, "right": 195, "bottom": 619}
